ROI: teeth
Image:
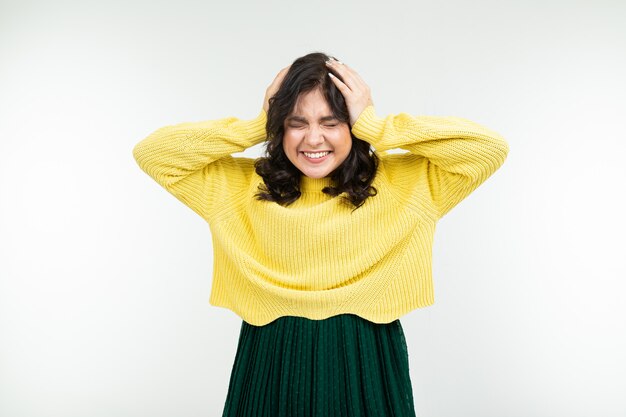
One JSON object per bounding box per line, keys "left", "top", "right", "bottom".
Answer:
{"left": 303, "top": 151, "right": 330, "bottom": 159}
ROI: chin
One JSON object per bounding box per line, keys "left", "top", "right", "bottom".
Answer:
{"left": 296, "top": 165, "right": 327, "bottom": 177}
{"left": 290, "top": 155, "right": 336, "bottom": 178}
{"left": 303, "top": 172, "right": 330, "bottom": 179}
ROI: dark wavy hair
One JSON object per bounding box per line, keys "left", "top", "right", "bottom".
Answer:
{"left": 253, "top": 52, "right": 379, "bottom": 211}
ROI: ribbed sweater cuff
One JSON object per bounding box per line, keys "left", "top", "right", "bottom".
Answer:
{"left": 237, "top": 108, "right": 268, "bottom": 146}
{"left": 351, "top": 105, "right": 391, "bottom": 152}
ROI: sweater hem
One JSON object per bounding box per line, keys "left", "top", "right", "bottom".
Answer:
{"left": 207, "top": 299, "right": 436, "bottom": 326}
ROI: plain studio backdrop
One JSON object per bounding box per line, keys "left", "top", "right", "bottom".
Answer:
{"left": 1, "top": 0, "right": 624, "bottom": 416}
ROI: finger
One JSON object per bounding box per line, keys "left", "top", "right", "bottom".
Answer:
{"left": 341, "top": 67, "right": 371, "bottom": 101}
{"left": 347, "top": 65, "right": 367, "bottom": 85}
{"left": 275, "top": 65, "right": 290, "bottom": 79}
{"left": 328, "top": 72, "right": 352, "bottom": 96}
{"left": 326, "top": 61, "right": 356, "bottom": 89}
{"left": 277, "top": 65, "right": 290, "bottom": 80}
{"left": 340, "top": 63, "right": 369, "bottom": 90}
{"left": 327, "top": 61, "right": 364, "bottom": 92}
{"left": 271, "top": 65, "right": 291, "bottom": 89}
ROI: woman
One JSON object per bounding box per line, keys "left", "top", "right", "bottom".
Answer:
{"left": 133, "top": 52, "right": 509, "bottom": 416}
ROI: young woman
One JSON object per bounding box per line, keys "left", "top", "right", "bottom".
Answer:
{"left": 133, "top": 52, "right": 509, "bottom": 416}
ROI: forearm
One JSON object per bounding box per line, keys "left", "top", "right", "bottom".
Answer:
{"left": 351, "top": 105, "right": 509, "bottom": 181}
{"left": 132, "top": 109, "right": 267, "bottom": 188}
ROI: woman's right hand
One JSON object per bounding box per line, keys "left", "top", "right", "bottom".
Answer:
{"left": 263, "top": 65, "right": 291, "bottom": 113}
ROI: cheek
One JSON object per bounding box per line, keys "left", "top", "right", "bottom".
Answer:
{"left": 336, "top": 130, "right": 352, "bottom": 153}
{"left": 282, "top": 131, "right": 299, "bottom": 154}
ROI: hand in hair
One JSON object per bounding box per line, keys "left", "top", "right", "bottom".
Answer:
{"left": 325, "top": 59, "right": 374, "bottom": 126}
{"left": 263, "top": 65, "right": 291, "bottom": 113}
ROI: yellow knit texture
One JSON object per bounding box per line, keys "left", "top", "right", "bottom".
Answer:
{"left": 133, "top": 105, "right": 509, "bottom": 325}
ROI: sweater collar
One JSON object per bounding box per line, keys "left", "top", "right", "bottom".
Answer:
{"left": 300, "top": 175, "right": 333, "bottom": 193}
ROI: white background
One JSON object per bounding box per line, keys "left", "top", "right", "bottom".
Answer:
{"left": 1, "top": 0, "right": 625, "bottom": 416}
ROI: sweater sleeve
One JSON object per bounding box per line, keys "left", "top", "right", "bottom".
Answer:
{"left": 132, "top": 109, "right": 267, "bottom": 222}
{"left": 351, "top": 105, "right": 509, "bottom": 219}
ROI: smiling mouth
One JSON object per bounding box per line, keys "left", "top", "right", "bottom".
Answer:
{"left": 301, "top": 151, "right": 332, "bottom": 159}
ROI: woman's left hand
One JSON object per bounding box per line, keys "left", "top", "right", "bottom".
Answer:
{"left": 326, "top": 58, "right": 374, "bottom": 126}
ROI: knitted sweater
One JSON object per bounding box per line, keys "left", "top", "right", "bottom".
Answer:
{"left": 132, "top": 105, "right": 509, "bottom": 325}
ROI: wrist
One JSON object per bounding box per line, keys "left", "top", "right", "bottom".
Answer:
{"left": 350, "top": 105, "right": 390, "bottom": 151}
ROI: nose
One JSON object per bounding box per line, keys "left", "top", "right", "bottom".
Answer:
{"left": 304, "top": 126, "right": 324, "bottom": 146}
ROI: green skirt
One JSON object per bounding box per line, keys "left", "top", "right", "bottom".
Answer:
{"left": 221, "top": 313, "right": 417, "bottom": 417}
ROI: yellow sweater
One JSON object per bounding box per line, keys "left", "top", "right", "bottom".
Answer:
{"left": 133, "top": 105, "right": 509, "bottom": 325}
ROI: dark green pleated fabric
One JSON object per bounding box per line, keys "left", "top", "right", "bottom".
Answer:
{"left": 221, "top": 314, "right": 417, "bottom": 417}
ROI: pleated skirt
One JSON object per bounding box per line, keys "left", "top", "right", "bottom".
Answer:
{"left": 221, "top": 313, "right": 417, "bottom": 417}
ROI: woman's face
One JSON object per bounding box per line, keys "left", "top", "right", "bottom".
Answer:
{"left": 282, "top": 88, "right": 352, "bottom": 179}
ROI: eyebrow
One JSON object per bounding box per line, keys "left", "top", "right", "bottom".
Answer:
{"left": 285, "top": 115, "right": 338, "bottom": 123}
